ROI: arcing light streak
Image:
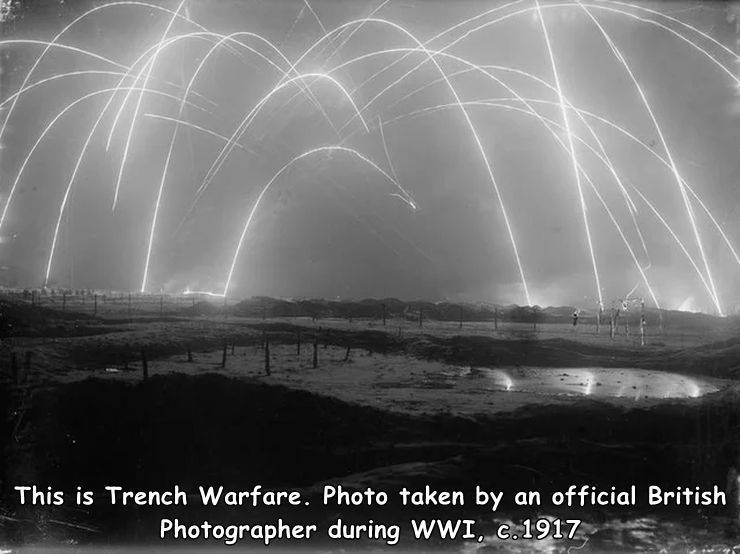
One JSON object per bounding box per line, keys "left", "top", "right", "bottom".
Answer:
{"left": 144, "top": 113, "right": 257, "bottom": 156}
{"left": 271, "top": 0, "right": 394, "bottom": 127}
{"left": 272, "top": 0, "right": 522, "bottom": 132}
{"left": 104, "top": 31, "right": 251, "bottom": 155}
{"left": 191, "top": 73, "right": 369, "bottom": 209}
{"left": 505, "top": 96, "right": 739, "bottom": 275}
{"left": 336, "top": 47, "right": 650, "bottom": 269}
{"left": 0, "top": 1, "right": 222, "bottom": 200}
{"left": 449, "top": 3, "right": 740, "bottom": 88}
{"left": 685, "top": 188, "right": 740, "bottom": 268}
{"left": 6, "top": 1, "right": 737, "bottom": 308}
{"left": 577, "top": 2, "right": 722, "bottom": 314}
{"left": 321, "top": 0, "right": 393, "bottom": 65}
{"left": 0, "top": 39, "right": 125, "bottom": 68}
{"left": 181, "top": 5, "right": 737, "bottom": 303}
{"left": 384, "top": 99, "right": 725, "bottom": 307}
{"left": 214, "top": 15, "right": 531, "bottom": 303}
{"left": 0, "top": 69, "right": 213, "bottom": 116}
{"left": 148, "top": 112, "right": 428, "bottom": 269}
{"left": 108, "top": 0, "right": 185, "bottom": 211}
{"left": 369, "top": 56, "right": 740, "bottom": 282}
{"left": 292, "top": 18, "right": 533, "bottom": 304}
{"left": 0, "top": 39, "right": 125, "bottom": 157}
{"left": 332, "top": 1, "right": 740, "bottom": 137}
{"left": 109, "top": 30, "right": 332, "bottom": 152}
{"left": 4, "top": 34, "right": 223, "bottom": 241}
{"left": 45, "top": 32, "right": 235, "bottom": 232}
{"left": 598, "top": 0, "right": 740, "bottom": 63}
{"left": 222, "top": 146, "right": 415, "bottom": 297}
{"left": 303, "top": 0, "right": 329, "bottom": 36}
{"left": 536, "top": 0, "right": 602, "bottom": 308}
{"left": 302, "top": 5, "right": 737, "bottom": 300}
{"left": 285, "top": 0, "right": 523, "bottom": 116}
{"left": 486, "top": 95, "right": 738, "bottom": 270}
{"left": 42, "top": 86, "right": 192, "bottom": 286}
{"left": 0, "top": 85, "right": 201, "bottom": 244}
{"left": 140, "top": 26, "right": 346, "bottom": 292}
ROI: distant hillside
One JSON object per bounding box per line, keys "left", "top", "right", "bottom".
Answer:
{"left": 230, "top": 296, "right": 737, "bottom": 330}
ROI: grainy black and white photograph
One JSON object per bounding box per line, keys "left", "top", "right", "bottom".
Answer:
{"left": 0, "top": 0, "right": 739, "bottom": 551}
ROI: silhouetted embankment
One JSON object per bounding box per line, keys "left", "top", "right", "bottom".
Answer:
{"left": 2, "top": 373, "right": 738, "bottom": 545}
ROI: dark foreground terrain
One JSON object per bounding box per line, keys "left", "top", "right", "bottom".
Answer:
{"left": 2, "top": 295, "right": 740, "bottom": 550}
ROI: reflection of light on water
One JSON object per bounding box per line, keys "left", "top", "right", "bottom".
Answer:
{"left": 584, "top": 372, "right": 594, "bottom": 396}
{"left": 686, "top": 379, "right": 701, "bottom": 398}
{"left": 466, "top": 366, "right": 715, "bottom": 400}
{"left": 503, "top": 373, "right": 513, "bottom": 391}
{"left": 485, "top": 369, "right": 514, "bottom": 391}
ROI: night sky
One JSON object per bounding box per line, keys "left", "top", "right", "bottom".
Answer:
{"left": 0, "top": 0, "right": 738, "bottom": 313}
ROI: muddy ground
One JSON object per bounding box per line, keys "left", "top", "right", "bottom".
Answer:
{"left": 2, "top": 296, "right": 740, "bottom": 550}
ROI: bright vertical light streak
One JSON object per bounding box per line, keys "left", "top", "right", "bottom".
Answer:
{"left": 535, "top": 1, "right": 602, "bottom": 308}
{"left": 222, "top": 146, "right": 415, "bottom": 296}
{"left": 109, "top": 0, "right": 185, "bottom": 211}
{"left": 577, "top": 2, "right": 723, "bottom": 315}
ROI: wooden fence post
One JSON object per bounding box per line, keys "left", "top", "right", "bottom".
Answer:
{"left": 313, "top": 334, "right": 318, "bottom": 368}
{"left": 264, "top": 335, "right": 271, "bottom": 375}
{"left": 221, "top": 342, "right": 228, "bottom": 368}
